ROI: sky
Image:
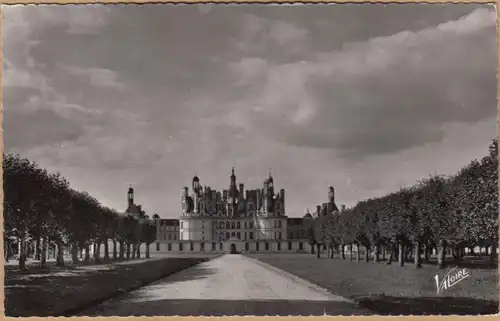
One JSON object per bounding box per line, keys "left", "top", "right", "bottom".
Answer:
{"left": 3, "top": 3, "right": 497, "bottom": 218}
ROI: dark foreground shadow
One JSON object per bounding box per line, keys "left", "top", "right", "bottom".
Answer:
{"left": 80, "top": 296, "right": 499, "bottom": 316}
{"left": 358, "top": 295, "right": 499, "bottom": 315}
{"left": 81, "top": 299, "right": 373, "bottom": 316}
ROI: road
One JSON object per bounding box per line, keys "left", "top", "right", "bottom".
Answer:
{"left": 83, "top": 254, "right": 372, "bottom": 316}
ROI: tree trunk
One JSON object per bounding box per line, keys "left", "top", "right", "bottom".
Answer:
{"left": 113, "top": 240, "right": 117, "bottom": 260}
{"left": 398, "top": 243, "right": 404, "bottom": 267}
{"left": 137, "top": 243, "right": 141, "bottom": 259}
{"left": 387, "top": 244, "right": 395, "bottom": 265}
{"left": 126, "top": 243, "right": 131, "bottom": 259}
{"left": 39, "top": 237, "right": 47, "bottom": 268}
{"left": 356, "top": 244, "right": 361, "bottom": 262}
{"left": 56, "top": 240, "right": 65, "bottom": 266}
{"left": 349, "top": 244, "right": 354, "bottom": 261}
{"left": 19, "top": 236, "right": 27, "bottom": 271}
{"left": 35, "top": 237, "right": 41, "bottom": 261}
{"left": 423, "top": 244, "right": 430, "bottom": 263}
{"left": 131, "top": 244, "right": 137, "bottom": 259}
{"left": 310, "top": 243, "right": 315, "bottom": 254}
{"left": 489, "top": 242, "right": 498, "bottom": 267}
{"left": 382, "top": 245, "right": 387, "bottom": 261}
{"left": 119, "top": 241, "right": 125, "bottom": 260}
{"left": 104, "top": 239, "right": 110, "bottom": 261}
{"left": 414, "top": 241, "right": 422, "bottom": 268}
{"left": 364, "top": 245, "right": 370, "bottom": 262}
{"left": 405, "top": 246, "right": 412, "bottom": 261}
{"left": 374, "top": 244, "right": 380, "bottom": 262}
{"left": 146, "top": 243, "right": 151, "bottom": 258}
{"left": 341, "top": 244, "right": 346, "bottom": 260}
{"left": 94, "top": 241, "right": 101, "bottom": 263}
{"left": 85, "top": 244, "right": 90, "bottom": 261}
{"left": 452, "top": 246, "right": 461, "bottom": 265}
{"left": 71, "top": 243, "right": 79, "bottom": 264}
{"left": 437, "top": 240, "right": 446, "bottom": 269}
{"left": 316, "top": 244, "right": 321, "bottom": 259}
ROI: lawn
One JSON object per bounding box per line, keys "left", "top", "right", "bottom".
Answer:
{"left": 248, "top": 253, "right": 499, "bottom": 315}
{"left": 5, "top": 254, "right": 217, "bottom": 317}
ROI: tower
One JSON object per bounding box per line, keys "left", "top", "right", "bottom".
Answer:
{"left": 181, "top": 187, "right": 189, "bottom": 213}
{"left": 127, "top": 185, "right": 134, "bottom": 208}
{"left": 192, "top": 175, "right": 200, "bottom": 194}
{"left": 266, "top": 171, "right": 274, "bottom": 213}
{"left": 328, "top": 186, "right": 335, "bottom": 204}
{"left": 229, "top": 168, "right": 237, "bottom": 216}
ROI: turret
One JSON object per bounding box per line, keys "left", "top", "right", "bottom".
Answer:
{"left": 192, "top": 176, "right": 200, "bottom": 194}
{"left": 239, "top": 183, "right": 244, "bottom": 197}
{"left": 127, "top": 186, "right": 134, "bottom": 208}
{"left": 181, "top": 187, "right": 189, "bottom": 213}
{"left": 328, "top": 186, "right": 335, "bottom": 204}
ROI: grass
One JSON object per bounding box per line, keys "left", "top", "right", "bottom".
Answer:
{"left": 248, "top": 253, "right": 499, "bottom": 315}
{"left": 5, "top": 255, "right": 217, "bottom": 317}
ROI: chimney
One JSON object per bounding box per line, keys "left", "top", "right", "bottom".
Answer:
{"left": 239, "top": 183, "right": 244, "bottom": 196}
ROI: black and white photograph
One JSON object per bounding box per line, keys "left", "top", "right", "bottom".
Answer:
{"left": 2, "top": 2, "right": 499, "bottom": 317}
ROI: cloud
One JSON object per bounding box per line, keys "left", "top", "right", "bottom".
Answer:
{"left": 227, "top": 7, "right": 497, "bottom": 160}
{"left": 2, "top": 4, "right": 496, "bottom": 217}
{"left": 59, "top": 65, "right": 126, "bottom": 90}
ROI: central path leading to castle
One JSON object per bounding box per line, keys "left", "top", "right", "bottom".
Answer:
{"left": 85, "top": 254, "right": 371, "bottom": 316}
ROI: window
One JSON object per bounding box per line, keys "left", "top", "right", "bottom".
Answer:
{"left": 277, "top": 242, "right": 281, "bottom": 251}
{"left": 278, "top": 232, "right": 282, "bottom": 240}
{"left": 237, "top": 222, "right": 241, "bottom": 229}
{"left": 190, "top": 243, "right": 194, "bottom": 251}
{"left": 181, "top": 222, "right": 184, "bottom": 228}
{"left": 237, "top": 232, "right": 241, "bottom": 239}
{"left": 168, "top": 243, "right": 172, "bottom": 251}
{"left": 179, "top": 243, "right": 184, "bottom": 251}
{"left": 299, "top": 242, "right": 303, "bottom": 250}
{"left": 249, "top": 232, "right": 254, "bottom": 240}
{"left": 226, "top": 222, "right": 230, "bottom": 228}
{"left": 265, "top": 242, "right": 270, "bottom": 251}
{"left": 156, "top": 242, "right": 160, "bottom": 251}
{"left": 231, "top": 222, "right": 235, "bottom": 229}
{"left": 231, "top": 232, "right": 235, "bottom": 237}
{"left": 219, "top": 243, "right": 223, "bottom": 251}
{"left": 244, "top": 222, "right": 247, "bottom": 229}
{"left": 288, "top": 242, "right": 292, "bottom": 251}
{"left": 274, "top": 220, "right": 277, "bottom": 228}
{"left": 200, "top": 243, "right": 205, "bottom": 251}
{"left": 245, "top": 243, "right": 249, "bottom": 251}
{"left": 256, "top": 242, "right": 260, "bottom": 251}
{"left": 226, "top": 232, "right": 230, "bottom": 239}
{"left": 249, "top": 221, "right": 254, "bottom": 228}
{"left": 212, "top": 242, "right": 216, "bottom": 251}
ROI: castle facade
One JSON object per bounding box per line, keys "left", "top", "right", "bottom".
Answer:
{"left": 178, "top": 168, "right": 287, "bottom": 243}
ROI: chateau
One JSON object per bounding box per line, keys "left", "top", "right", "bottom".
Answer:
{"left": 127, "top": 168, "right": 341, "bottom": 253}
